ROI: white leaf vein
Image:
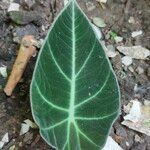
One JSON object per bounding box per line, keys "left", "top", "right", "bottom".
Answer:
{"left": 35, "top": 81, "right": 68, "bottom": 112}
{"left": 47, "top": 42, "right": 71, "bottom": 82}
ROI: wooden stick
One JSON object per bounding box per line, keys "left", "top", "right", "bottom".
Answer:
{"left": 4, "top": 35, "right": 37, "bottom": 96}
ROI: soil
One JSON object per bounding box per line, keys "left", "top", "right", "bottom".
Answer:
{"left": 0, "top": 0, "right": 150, "bottom": 150}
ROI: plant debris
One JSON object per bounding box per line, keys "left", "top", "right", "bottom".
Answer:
{"left": 24, "top": 119, "right": 38, "bottom": 129}
{"left": 101, "top": 41, "right": 117, "bottom": 58}
{"left": 20, "top": 119, "right": 37, "bottom": 135}
{"left": 93, "top": 17, "right": 106, "bottom": 28}
{"left": 4, "top": 35, "right": 38, "bottom": 96}
{"left": 110, "top": 31, "right": 123, "bottom": 43}
{"left": 124, "top": 100, "right": 141, "bottom": 123}
{"left": 117, "top": 46, "right": 150, "bottom": 59}
{"left": 20, "top": 123, "right": 30, "bottom": 136}
{"left": 122, "top": 100, "right": 150, "bottom": 136}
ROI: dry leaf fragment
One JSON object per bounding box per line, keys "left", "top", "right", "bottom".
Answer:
{"left": 117, "top": 46, "right": 150, "bottom": 59}
{"left": 93, "top": 17, "right": 106, "bottom": 28}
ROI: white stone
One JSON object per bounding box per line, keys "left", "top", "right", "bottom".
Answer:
{"left": 8, "top": 2, "right": 20, "bottom": 12}
{"left": 121, "top": 56, "right": 133, "bottom": 66}
{"left": 124, "top": 100, "right": 141, "bottom": 123}
{"left": 0, "top": 66, "right": 7, "bottom": 78}
{"left": 131, "top": 30, "right": 143, "bottom": 38}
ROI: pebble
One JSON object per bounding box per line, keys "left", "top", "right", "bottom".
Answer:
{"left": 121, "top": 56, "right": 133, "bottom": 66}
{"left": 114, "top": 36, "right": 123, "bottom": 43}
{"left": 128, "top": 16, "right": 135, "bottom": 24}
{"left": 131, "top": 30, "right": 143, "bottom": 38}
{"left": 8, "top": 2, "right": 20, "bottom": 12}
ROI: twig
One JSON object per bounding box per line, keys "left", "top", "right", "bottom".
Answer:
{"left": 4, "top": 35, "right": 38, "bottom": 96}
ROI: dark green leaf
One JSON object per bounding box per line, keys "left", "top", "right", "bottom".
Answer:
{"left": 30, "top": 0, "right": 120, "bottom": 149}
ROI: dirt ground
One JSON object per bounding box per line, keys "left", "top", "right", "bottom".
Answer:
{"left": 0, "top": 0, "right": 150, "bottom": 149}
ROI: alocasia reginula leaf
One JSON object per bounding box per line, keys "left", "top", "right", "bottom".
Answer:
{"left": 30, "top": 0, "right": 120, "bottom": 149}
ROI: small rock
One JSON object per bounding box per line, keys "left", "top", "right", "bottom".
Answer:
{"left": 93, "top": 17, "right": 106, "bottom": 28}
{"left": 20, "top": 123, "right": 30, "bottom": 135}
{"left": 121, "top": 56, "right": 133, "bottom": 66}
{"left": 106, "top": 45, "right": 117, "bottom": 58}
{"left": 107, "top": 44, "right": 115, "bottom": 51}
{"left": 0, "top": 65, "right": 7, "bottom": 78}
{"left": 131, "top": 30, "right": 143, "bottom": 38}
{"left": 128, "top": 16, "right": 135, "bottom": 24}
{"left": 136, "top": 66, "right": 144, "bottom": 74}
{"left": 101, "top": 41, "right": 117, "bottom": 58}
{"left": 126, "top": 142, "right": 130, "bottom": 146}
{"left": 8, "top": 2, "right": 20, "bottom": 12}
{"left": 24, "top": 119, "right": 38, "bottom": 129}
{"left": 114, "top": 36, "right": 123, "bottom": 43}
{"left": 86, "top": 2, "right": 96, "bottom": 11}
{"left": 124, "top": 100, "right": 141, "bottom": 123}
{"left": 0, "top": 133, "right": 9, "bottom": 149}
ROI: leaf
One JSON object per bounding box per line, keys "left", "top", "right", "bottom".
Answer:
{"left": 30, "top": 0, "right": 120, "bottom": 149}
